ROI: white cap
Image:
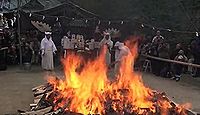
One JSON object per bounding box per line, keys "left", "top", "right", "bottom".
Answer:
{"left": 115, "top": 41, "right": 124, "bottom": 48}
{"left": 118, "top": 43, "right": 124, "bottom": 49}
{"left": 104, "top": 32, "right": 110, "bottom": 36}
{"left": 45, "top": 31, "right": 52, "bottom": 35}
{"left": 114, "top": 41, "right": 121, "bottom": 47}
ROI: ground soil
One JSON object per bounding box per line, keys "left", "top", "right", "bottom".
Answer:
{"left": 0, "top": 65, "right": 200, "bottom": 114}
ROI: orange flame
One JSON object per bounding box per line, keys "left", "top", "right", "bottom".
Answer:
{"left": 47, "top": 38, "right": 190, "bottom": 115}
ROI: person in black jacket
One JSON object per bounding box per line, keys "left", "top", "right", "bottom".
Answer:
{"left": 22, "top": 42, "right": 33, "bottom": 63}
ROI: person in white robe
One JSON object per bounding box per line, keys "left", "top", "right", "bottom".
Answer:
{"left": 112, "top": 42, "right": 131, "bottom": 75}
{"left": 88, "top": 39, "right": 95, "bottom": 50}
{"left": 86, "top": 39, "right": 96, "bottom": 59}
{"left": 62, "top": 36, "right": 71, "bottom": 58}
{"left": 100, "top": 33, "right": 113, "bottom": 66}
{"left": 71, "top": 34, "right": 76, "bottom": 49}
{"left": 40, "top": 32, "right": 57, "bottom": 71}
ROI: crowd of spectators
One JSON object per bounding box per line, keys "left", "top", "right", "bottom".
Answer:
{"left": 140, "top": 31, "right": 200, "bottom": 81}
{"left": 0, "top": 14, "right": 200, "bottom": 81}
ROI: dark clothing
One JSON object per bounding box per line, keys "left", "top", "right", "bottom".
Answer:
{"left": 149, "top": 46, "right": 160, "bottom": 75}
{"left": 22, "top": 46, "right": 32, "bottom": 63}
{"left": 170, "top": 49, "right": 182, "bottom": 60}
{"left": 194, "top": 58, "right": 200, "bottom": 77}
{"left": 0, "top": 48, "right": 7, "bottom": 70}
{"left": 173, "top": 64, "right": 183, "bottom": 76}
{"left": 173, "top": 54, "right": 188, "bottom": 79}
{"left": 191, "top": 39, "right": 200, "bottom": 77}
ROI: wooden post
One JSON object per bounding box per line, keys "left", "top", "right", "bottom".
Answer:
{"left": 17, "top": 0, "right": 23, "bottom": 68}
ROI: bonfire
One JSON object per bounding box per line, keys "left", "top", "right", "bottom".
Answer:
{"left": 18, "top": 40, "right": 192, "bottom": 115}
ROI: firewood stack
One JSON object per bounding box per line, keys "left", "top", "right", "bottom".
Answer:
{"left": 17, "top": 81, "right": 197, "bottom": 115}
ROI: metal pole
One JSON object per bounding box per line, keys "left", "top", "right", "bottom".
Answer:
{"left": 17, "top": 0, "right": 22, "bottom": 68}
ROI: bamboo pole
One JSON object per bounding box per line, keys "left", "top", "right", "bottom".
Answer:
{"left": 141, "top": 54, "right": 200, "bottom": 68}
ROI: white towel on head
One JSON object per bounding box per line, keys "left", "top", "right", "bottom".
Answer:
{"left": 45, "top": 32, "right": 52, "bottom": 35}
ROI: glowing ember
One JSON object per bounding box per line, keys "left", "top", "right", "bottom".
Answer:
{"left": 47, "top": 40, "right": 191, "bottom": 115}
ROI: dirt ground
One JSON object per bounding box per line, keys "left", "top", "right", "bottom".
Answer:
{"left": 0, "top": 65, "right": 200, "bottom": 114}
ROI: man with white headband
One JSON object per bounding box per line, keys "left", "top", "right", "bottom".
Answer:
{"left": 40, "top": 31, "right": 57, "bottom": 71}
{"left": 100, "top": 32, "right": 113, "bottom": 66}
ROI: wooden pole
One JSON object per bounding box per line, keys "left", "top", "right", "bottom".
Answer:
{"left": 141, "top": 54, "right": 200, "bottom": 68}
{"left": 17, "top": 0, "right": 22, "bottom": 68}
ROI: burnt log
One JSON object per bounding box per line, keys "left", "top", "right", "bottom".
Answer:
{"left": 17, "top": 106, "right": 52, "bottom": 115}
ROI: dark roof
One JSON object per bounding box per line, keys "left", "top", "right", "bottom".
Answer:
{"left": 22, "top": 1, "right": 100, "bottom": 18}
{"left": 0, "top": 0, "right": 61, "bottom": 12}
{"left": 21, "top": 0, "right": 44, "bottom": 10}
{"left": 38, "top": 0, "right": 61, "bottom": 8}
{"left": 21, "top": 0, "right": 62, "bottom": 11}
{"left": 69, "top": 19, "right": 88, "bottom": 27}
{"left": 0, "top": 0, "right": 30, "bottom": 13}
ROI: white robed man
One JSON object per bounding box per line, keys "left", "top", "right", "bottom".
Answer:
{"left": 100, "top": 33, "right": 113, "bottom": 66}
{"left": 87, "top": 39, "right": 96, "bottom": 59}
{"left": 88, "top": 39, "right": 95, "bottom": 50}
{"left": 61, "top": 36, "right": 71, "bottom": 58}
{"left": 111, "top": 41, "right": 131, "bottom": 75}
{"left": 40, "top": 32, "right": 57, "bottom": 71}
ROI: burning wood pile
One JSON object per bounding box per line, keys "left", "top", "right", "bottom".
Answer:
{"left": 18, "top": 43, "right": 195, "bottom": 115}
{"left": 18, "top": 83, "right": 193, "bottom": 115}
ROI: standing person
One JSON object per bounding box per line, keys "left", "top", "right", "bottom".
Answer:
{"left": 71, "top": 34, "right": 76, "bottom": 51}
{"left": 79, "top": 35, "right": 85, "bottom": 50}
{"left": 30, "top": 39, "right": 40, "bottom": 64}
{"left": 100, "top": 33, "right": 113, "bottom": 66}
{"left": 170, "top": 43, "right": 182, "bottom": 60}
{"left": 87, "top": 39, "right": 96, "bottom": 59}
{"left": 158, "top": 42, "right": 170, "bottom": 77}
{"left": 40, "top": 32, "right": 57, "bottom": 71}
{"left": 111, "top": 42, "right": 131, "bottom": 75}
{"left": 152, "top": 30, "right": 164, "bottom": 45}
{"left": 88, "top": 39, "right": 95, "bottom": 50}
{"left": 191, "top": 37, "right": 200, "bottom": 77}
{"left": 22, "top": 42, "right": 33, "bottom": 64}
{"left": 171, "top": 50, "right": 188, "bottom": 81}
{"left": 150, "top": 31, "right": 164, "bottom": 76}
{"left": 61, "top": 36, "right": 71, "bottom": 58}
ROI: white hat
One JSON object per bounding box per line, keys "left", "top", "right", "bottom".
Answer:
{"left": 115, "top": 41, "right": 124, "bottom": 48}
{"left": 45, "top": 31, "right": 52, "bottom": 35}
{"left": 104, "top": 32, "right": 110, "bottom": 36}
{"left": 118, "top": 43, "right": 124, "bottom": 49}
{"left": 114, "top": 41, "right": 121, "bottom": 47}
